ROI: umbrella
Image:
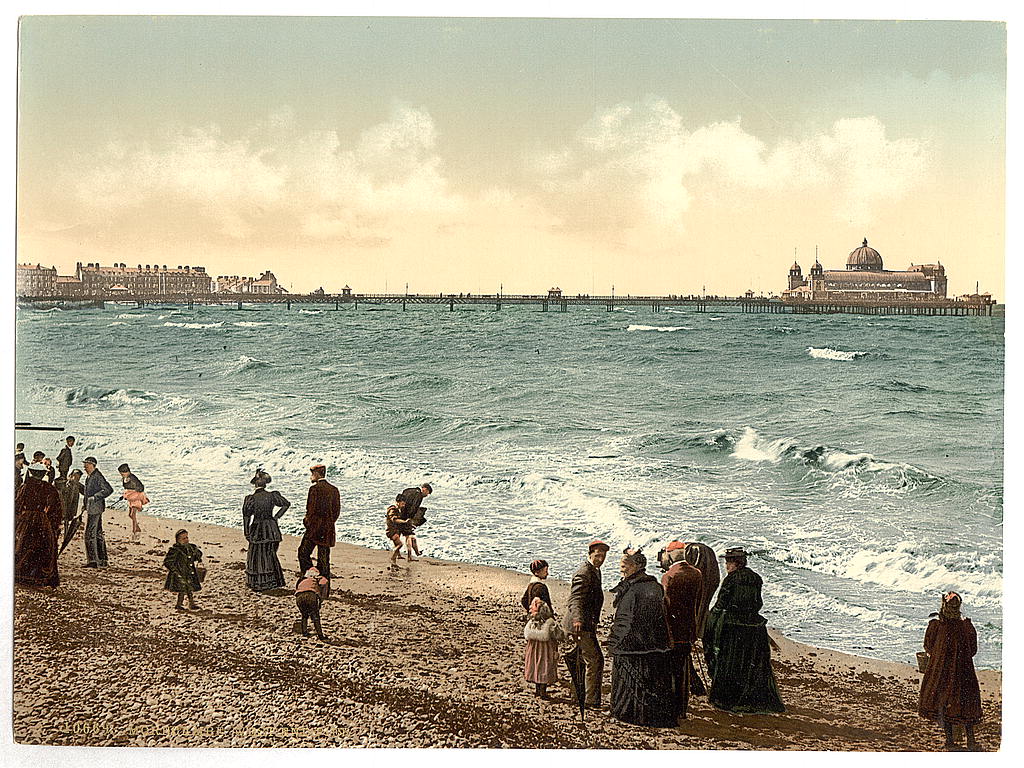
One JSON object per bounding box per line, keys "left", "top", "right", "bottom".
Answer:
{"left": 59, "top": 515, "right": 82, "bottom": 556}
{"left": 563, "top": 640, "right": 587, "bottom": 723}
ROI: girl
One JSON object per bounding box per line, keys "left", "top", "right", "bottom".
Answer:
{"left": 521, "top": 559, "right": 552, "bottom": 612}
{"left": 385, "top": 494, "right": 414, "bottom": 565}
{"left": 524, "top": 596, "right": 565, "bottom": 698}
{"left": 118, "top": 463, "right": 149, "bottom": 535}
{"left": 163, "top": 529, "right": 203, "bottom": 610}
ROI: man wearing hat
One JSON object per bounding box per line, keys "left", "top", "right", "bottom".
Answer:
{"left": 14, "top": 461, "right": 64, "bottom": 587}
{"left": 659, "top": 541, "right": 705, "bottom": 717}
{"left": 563, "top": 539, "right": 609, "bottom": 708}
{"left": 703, "top": 547, "right": 784, "bottom": 713}
{"left": 57, "top": 435, "right": 76, "bottom": 481}
{"left": 298, "top": 464, "right": 341, "bottom": 579}
{"left": 82, "top": 456, "right": 114, "bottom": 568}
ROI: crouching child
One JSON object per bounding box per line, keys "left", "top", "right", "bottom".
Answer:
{"left": 295, "top": 566, "right": 330, "bottom": 641}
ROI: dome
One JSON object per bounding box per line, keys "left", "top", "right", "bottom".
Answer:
{"left": 847, "top": 238, "right": 883, "bottom": 271}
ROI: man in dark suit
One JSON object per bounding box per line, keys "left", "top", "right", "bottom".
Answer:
{"left": 564, "top": 539, "right": 610, "bottom": 708}
{"left": 298, "top": 464, "right": 341, "bottom": 578}
{"left": 660, "top": 541, "right": 706, "bottom": 718}
{"left": 400, "top": 483, "right": 432, "bottom": 557}
{"left": 57, "top": 435, "right": 75, "bottom": 480}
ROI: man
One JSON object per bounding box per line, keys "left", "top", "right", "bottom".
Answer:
{"left": 14, "top": 462, "right": 64, "bottom": 587}
{"left": 400, "top": 483, "right": 432, "bottom": 556}
{"left": 563, "top": 539, "right": 609, "bottom": 709}
{"left": 299, "top": 464, "right": 340, "bottom": 579}
{"left": 55, "top": 469, "right": 85, "bottom": 545}
{"left": 82, "top": 456, "right": 113, "bottom": 568}
{"left": 14, "top": 452, "right": 26, "bottom": 494}
{"left": 57, "top": 435, "right": 75, "bottom": 480}
{"left": 660, "top": 541, "right": 705, "bottom": 718}
{"left": 703, "top": 547, "right": 784, "bottom": 713}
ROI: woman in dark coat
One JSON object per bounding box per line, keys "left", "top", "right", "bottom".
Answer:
{"left": 919, "top": 592, "right": 982, "bottom": 750}
{"left": 608, "top": 548, "right": 678, "bottom": 727}
{"left": 703, "top": 547, "right": 784, "bottom": 713}
{"left": 14, "top": 464, "right": 64, "bottom": 588}
{"left": 242, "top": 469, "right": 290, "bottom": 591}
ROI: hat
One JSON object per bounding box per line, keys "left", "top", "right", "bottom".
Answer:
{"left": 665, "top": 540, "right": 686, "bottom": 552}
{"left": 720, "top": 547, "right": 749, "bottom": 560}
{"left": 588, "top": 540, "right": 610, "bottom": 553}
{"left": 309, "top": 463, "right": 326, "bottom": 474}
{"left": 83, "top": 456, "right": 98, "bottom": 465}
{"left": 250, "top": 469, "right": 271, "bottom": 486}
{"left": 27, "top": 461, "right": 48, "bottom": 474}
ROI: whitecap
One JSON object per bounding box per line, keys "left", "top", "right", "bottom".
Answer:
{"left": 626, "top": 324, "right": 693, "bottom": 333}
{"left": 731, "top": 426, "right": 797, "bottom": 463}
{"left": 108, "top": 321, "right": 128, "bottom": 326}
{"left": 807, "top": 346, "right": 867, "bottom": 361}
{"left": 231, "top": 321, "right": 272, "bottom": 328}
{"left": 116, "top": 313, "right": 147, "bottom": 319}
{"left": 160, "top": 321, "right": 224, "bottom": 329}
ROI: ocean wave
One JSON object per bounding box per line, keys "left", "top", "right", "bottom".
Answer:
{"left": 116, "top": 313, "right": 147, "bottom": 319}
{"left": 807, "top": 347, "right": 867, "bottom": 361}
{"left": 35, "top": 307, "right": 63, "bottom": 312}
{"left": 298, "top": 309, "right": 320, "bottom": 315}
{"left": 61, "top": 385, "right": 199, "bottom": 414}
{"left": 880, "top": 379, "right": 930, "bottom": 393}
{"left": 774, "top": 541, "right": 1002, "bottom": 608}
{"left": 223, "top": 355, "right": 273, "bottom": 375}
{"left": 626, "top": 324, "right": 693, "bottom": 333}
{"left": 231, "top": 321, "right": 273, "bottom": 328}
{"left": 755, "top": 326, "right": 797, "bottom": 334}
{"left": 160, "top": 321, "right": 224, "bottom": 329}
{"left": 108, "top": 321, "right": 128, "bottom": 326}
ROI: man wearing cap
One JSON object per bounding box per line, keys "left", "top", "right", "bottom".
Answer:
{"left": 57, "top": 436, "right": 75, "bottom": 481}
{"left": 703, "top": 547, "right": 784, "bottom": 713}
{"left": 563, "top": 539, "right": 609, "bottom": 708}
{"left": 298, "top": 464, "right": 341, "bottom": 579}
{"left": 659, "top": 541, "right": 705, "bottom": 715}
{"left": 14, "top": 461, "right": 64, "bottom": 587}
{"left": 82, "top": 457, "right": 114, "bottom": 568}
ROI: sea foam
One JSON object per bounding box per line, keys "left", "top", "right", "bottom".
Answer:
{"left": 807, "top": 346, "right": 867, "bottom": 361}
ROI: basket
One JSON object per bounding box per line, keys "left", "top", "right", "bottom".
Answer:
{"left": 916, "top": 651, "right": 930, "bottom": 674}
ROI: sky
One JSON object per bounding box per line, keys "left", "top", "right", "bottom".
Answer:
{"left": 16, "top": 16, "right": 1007, "bottom": 297}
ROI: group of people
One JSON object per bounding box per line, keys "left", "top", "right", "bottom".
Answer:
{"left": 13, "top": 439, "right": 986, "bottom": 749}
{"left": 518, "top": 541, "right": 984, "bottom": 749}
{"left": 14, "top": 435, "right": 151, "bottom": 586}
{"left": 520, "top": 540, "right": 783, "bottom": 728}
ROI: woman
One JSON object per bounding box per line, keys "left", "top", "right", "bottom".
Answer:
{"left": 703, "top": 547, "right": 784, "bottom": 713}
{"left": 14, "top": 463, "right": 64, "bottom": 588}
{"left": 919, "top": 592, "right": 982, "bottom": 750}
{"left": 607, "top": 547, "right": 678, "bottom": 727}
{"left": 521, "top": 559, "right": 552, "bottom": 612}
{"left": 242, "top": 469, "right": 290, "bottom": 591}
{"left": 118, "top": 463, "right": 149, "bottom": 535}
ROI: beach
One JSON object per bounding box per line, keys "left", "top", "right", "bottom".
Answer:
{"left": 12, "top": 510, "right": 1002, "bottom": 750}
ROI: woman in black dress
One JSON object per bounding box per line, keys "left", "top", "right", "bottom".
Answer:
{"left": 242, "top": 469, "right": 290, "bottom": 591}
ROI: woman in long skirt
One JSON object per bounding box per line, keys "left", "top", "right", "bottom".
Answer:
{"left": 242, "top": 469, "right": 290, "bottom": 591}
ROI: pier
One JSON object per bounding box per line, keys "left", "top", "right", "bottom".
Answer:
{"left": 19, "top": 292, "right": 996, "bottom": 316}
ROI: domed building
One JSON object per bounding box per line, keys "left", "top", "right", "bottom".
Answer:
{"left": 783, "top": 238, "right": 947, "bottom": 302}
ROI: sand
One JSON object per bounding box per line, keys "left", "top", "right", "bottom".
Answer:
{"left": 12, "top": 510, "right": 1001, "bottom": 750}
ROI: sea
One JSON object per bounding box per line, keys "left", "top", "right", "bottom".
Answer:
{"left": 14, "top": 302, "right": 1004, "bottom": 669}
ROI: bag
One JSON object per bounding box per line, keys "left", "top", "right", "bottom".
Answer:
{"left": 195, "top": 563, "right": 208, "bottom": 583}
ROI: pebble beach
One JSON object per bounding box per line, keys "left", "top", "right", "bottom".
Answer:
{"left": 12, "top": 510, "right": 1002, "bottom": 750}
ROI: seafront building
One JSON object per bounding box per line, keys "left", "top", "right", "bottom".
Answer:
{"left": 69, "top": 262, "right": 213, "bottom": 296}
{"left": 15, "top": 263, "right": 58, "bottom": 297}
{"left": 784, "top": 239, "right": 949, "bottom": 302}
{"left": 214, "top": 270, "right": 287, "bottom": 294}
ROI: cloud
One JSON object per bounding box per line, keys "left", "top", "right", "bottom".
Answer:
{"left": 67, "top": 105, "right": 463, "bottom": 242}
{"left": 533, "top": 97, "right": 930, "bottom": 233}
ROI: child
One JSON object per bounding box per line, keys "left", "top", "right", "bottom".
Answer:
{"left": 163, "top": 529, "right": 203, "bottom": 610}
{"left": 385, "top": 494, "right": 414, "bottom": 566}
{"left": 118, "top": 462, "right": 149, "bottom": 535}
{"left": 524, "top": 596, "right": 566, "bottom": 699}
{"left": 521, "top": 559, "right": 553, "bottom": 612}
{"left": 295, "top": 566, "right": 330, "bottom": 641}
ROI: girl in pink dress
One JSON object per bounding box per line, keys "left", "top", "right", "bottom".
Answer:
{"left": 118, "top": 463, "right": 149, "bottom": 535}
{"left": 523, "top": 596, "right": 565, "bottom": 698}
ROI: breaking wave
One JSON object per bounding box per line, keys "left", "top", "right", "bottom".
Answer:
{"left": 61, "top": 385, "right": 200, "bottom": 414}
{"left": 231, "top": 321, "right": 273, "bottom": 328}
{"left": 626, "top": 324, "right": 693, "bottom": 333}
{"left": 807, "top": 347, "right": 867, "bottom": 361}
{"left": 161, "top": 321, "right": 224, "bottom": 329}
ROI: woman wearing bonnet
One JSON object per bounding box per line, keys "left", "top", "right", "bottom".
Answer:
{"left": 919, "top": 591, "right": 983, "bottom": 750}
{"left": 241, "top": 469, "right": 291, "bottom": 591}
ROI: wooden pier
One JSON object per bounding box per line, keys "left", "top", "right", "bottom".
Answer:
{"left": 20, "top": 292, "right": 997, "bottom": 316}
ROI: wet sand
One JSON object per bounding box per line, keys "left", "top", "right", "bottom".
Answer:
{"left": 12, "top": 511, "right": 1001, "bottom": 749}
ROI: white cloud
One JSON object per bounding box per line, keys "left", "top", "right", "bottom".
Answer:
{"left": 534, "top": 97, "right": 930, "bottom": 233}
